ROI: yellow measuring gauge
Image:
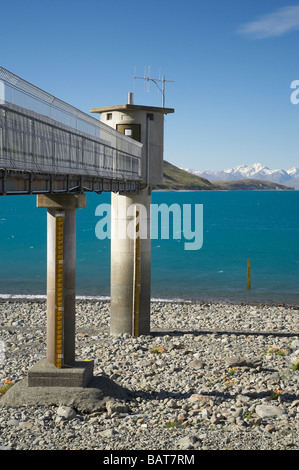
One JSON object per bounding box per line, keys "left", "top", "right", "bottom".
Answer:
{"left": 55, "top": 212, "right": 64, "bottom": 368}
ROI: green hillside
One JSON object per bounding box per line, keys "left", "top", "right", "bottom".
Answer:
{"left": 154, "top": 161, "right": 294, "bottom": 191}
{"left": 154, "top": 161, "right": 213, "bottom": 190}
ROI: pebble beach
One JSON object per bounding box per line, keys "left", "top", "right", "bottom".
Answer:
{"left": 0, "top": 299, "right": 298, "bottom": 451}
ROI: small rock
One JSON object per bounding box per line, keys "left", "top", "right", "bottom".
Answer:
{"left": 210, "top": 413, "right": 220, "bottom": 425}
{"left": 178, "top": 435, "right": 199, "bottom": 450}
{"left": 290, "top": 399, "right": 299, "bottom": 409}
{"left": 255, "top": 405, "right": 286, "bottom": 419}
{"left": 189, "top": 359, "right": 205, "bottom": 369}
{"left": 265, "top": 424, "right": 276, "bottom": 433}
{"left": 290, "top": 349, "right": 299, "bottom": 364}
{"left": 232, "top": 408, "right": 243, "bottom": 418}
{"left": 106, "top": 400, "right": 128, "bottom": 415}
{"left": 201, "top": 409, "right": 210, "bottom": 420}
{"left": 100, "top": 428, "right": 118, "bottom": 438}
{"left": 57, "top": 406, "right": 77, "bottom": 420}
{"left": 7, "top": 419, "right": 19, "bottom": 427}
{"left": 177, "top": 413, "right": 186, "bottom": 421}
{"left": 189, "top": 393, "right": 208, "bottom": 403}
{"left": 19, "top": 421, "right": 35, "bottom": 430}
{"left": 89, "top": 418, "right": 99, "bottom": 425}
{"left": 167, "top": 399, "right": 177, "bottom": 408}
{"left": 290, "top": 339, "right": 299, "bottom": 350}
{"left": 225, "top": 355, "right": 262, "bottom": 369}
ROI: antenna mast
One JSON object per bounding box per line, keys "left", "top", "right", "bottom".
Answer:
{"left": 134, "top": 66, "right": 174, "bottom": 107}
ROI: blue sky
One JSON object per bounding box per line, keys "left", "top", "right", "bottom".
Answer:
{"left": 1, "top": 0, "right": 299, "bottom": 171}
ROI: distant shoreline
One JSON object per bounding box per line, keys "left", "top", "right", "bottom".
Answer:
{"left": 0, "top": 294, "right": 298, "bottom": 309}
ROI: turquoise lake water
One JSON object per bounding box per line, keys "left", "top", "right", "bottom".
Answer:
{"left": 0, "top": 190, "right": 298, "bottom": 305}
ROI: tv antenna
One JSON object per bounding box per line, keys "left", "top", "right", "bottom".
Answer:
{"left": 134, "top": 66, "right": 174, "bottom": 108}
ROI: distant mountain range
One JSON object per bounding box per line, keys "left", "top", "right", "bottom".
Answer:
{"left": 182, "top": 163, "right": 299, "bottom": 189}
{"left": 154, "top": 161, "right": 295, "bottom": 191}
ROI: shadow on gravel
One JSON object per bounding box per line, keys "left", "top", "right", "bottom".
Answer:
{"left": 130, "top": 387, "right": 299, "bottom": 404}
{"left": 150, "top": 329, "right": 299, "bottom": 338}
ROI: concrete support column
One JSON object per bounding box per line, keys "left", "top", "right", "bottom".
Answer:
{"left": 110, "top": 186, "right": 151, "bottom": 336}
{"left": 37, "top": 193, "right": 86, "bottom": 367}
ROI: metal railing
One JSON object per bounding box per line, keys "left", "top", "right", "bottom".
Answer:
{"left": 0, "top": 67, "right": 142, "bottom": 181}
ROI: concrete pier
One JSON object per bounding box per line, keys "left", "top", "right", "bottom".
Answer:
{"left": 110, "top": 187, "right": 151, "bottom": 336}
{"left": 36, "top": 193, "right": 86, "bottom": 367}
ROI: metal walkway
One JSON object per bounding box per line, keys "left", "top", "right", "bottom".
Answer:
{"left": 0, "top": 67, "right": 143, "bottom": 195}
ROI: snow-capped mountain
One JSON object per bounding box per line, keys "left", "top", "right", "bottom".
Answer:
{"left": 183, "top": 163, "right": 299, "bottom": 188}
{"left": 287, "top": 167, "right": 299, "bottom": 177}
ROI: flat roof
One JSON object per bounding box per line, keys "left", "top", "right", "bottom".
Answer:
{"left": 90, "top": 104, "right": 175, "bottom": 115}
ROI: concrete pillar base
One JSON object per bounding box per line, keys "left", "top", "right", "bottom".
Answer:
{"left": 0, "top": 372, "right": 129, "bottom": 413}
{"left": 27, "top": 358, "right": 94, "bottom": 388}
{"left": 110, "top": 187, "right": 151, "bottom": 336}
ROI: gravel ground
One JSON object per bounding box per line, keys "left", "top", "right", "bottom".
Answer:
{"left": 0, "top": 299, "right": 298, "bottom": 451}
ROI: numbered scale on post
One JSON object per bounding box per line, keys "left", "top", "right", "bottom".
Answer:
{"left": 55, "top": 211, "right": 64, "bottom": 368}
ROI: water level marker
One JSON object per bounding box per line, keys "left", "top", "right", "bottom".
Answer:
{"left": 55, "top": 211, "right": 64, "bottom": 368}
{"left": 247, "top": 259, "right": 251, "bottom": 290}
{"left": 133, "top": 205, "right": 141, "bottom": 337}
